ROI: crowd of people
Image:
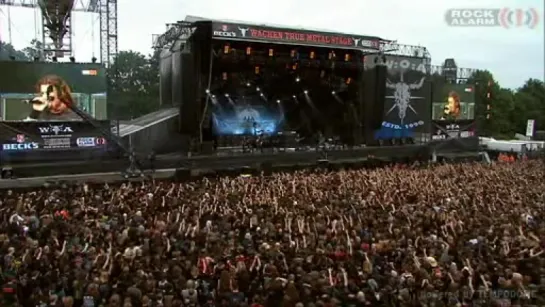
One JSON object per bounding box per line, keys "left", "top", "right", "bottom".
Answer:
{"left": 0, "top": 160, "right": 544, "bottom": 306}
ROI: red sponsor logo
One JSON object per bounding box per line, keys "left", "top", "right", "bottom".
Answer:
{"left": 16, "top": 134, "right": 25, "bottom": 143}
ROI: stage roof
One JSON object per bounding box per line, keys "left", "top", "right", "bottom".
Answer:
{"left": 185, "top": 15, "right": 388, "bottom": 51}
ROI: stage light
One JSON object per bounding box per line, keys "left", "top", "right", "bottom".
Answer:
{"left": 269, "top": 48, "right": 274, "bottom": 57}
{"left": 205, "top": 89, "right": 210, "bottom": 94}
{"left": 224, "top": 44, "right": 230, "bottom": 54}
{"left": 276, "top": 99, "right": 280, "bottom": 103}
{"left": 310, "top": 51, "right": 315, "bottom": 59}
{"left": 346, "top": 78, "right": 352, "bottom": 85}
{"left": 211, "top": 95, "right": 216, "bottom": 98}
{"left": 222, "top": 72, "right": 228, "bottom": 80}
{"left": 292, "top": 95, "right": 296, "bottom": 98}
{"left": 246, "top": 47, "right": 251, "bottom": 55}
{"left": 246, "top": 82, "right": 251, "bottom": 87}
{"left": 256, "top": 87, "right": 260, "bottom": 92}
{"left": 344, "top": 54, "right": 351, "bottom": 62}
{"left": 331, "top": 91, "right": 336, "bottom": 95}
{"left": 225, "top": 93, "right": 229, "bottom": 97}
{"left": 255, "top": 66, "right": 260, "bottom": 74}
{"left": 295, "top": 77, "right": 300, "bottom": 82}
{"left": 304, "top": 90, "right": 308, "bottom": 94}
{"left": 260, "top": 93, "right": 264, "bottom": 97}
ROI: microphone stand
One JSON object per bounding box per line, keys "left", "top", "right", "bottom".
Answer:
{"left": 68, "top": 105, "right": 144, "bottom": 178}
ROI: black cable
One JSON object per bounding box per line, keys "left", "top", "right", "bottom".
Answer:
{"left": 68, "top": 105, "right": 144, "bottom": 174}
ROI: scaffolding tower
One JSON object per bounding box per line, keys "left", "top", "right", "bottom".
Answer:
{"left": 0, "top": 0, "right": 117, "bottom": 66}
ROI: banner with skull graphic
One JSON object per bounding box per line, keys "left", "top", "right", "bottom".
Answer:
{"left": 369, "top": 56, "right": 431, "bottom": 140}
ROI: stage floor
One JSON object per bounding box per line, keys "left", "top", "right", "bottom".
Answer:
{"left": 1, "top": 144, "right": 430, "bottom": 184}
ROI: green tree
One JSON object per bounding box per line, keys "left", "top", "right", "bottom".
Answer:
{"left": 21, "top": 39, "right": 53, "bottom": 61}
{"left": 107, "top": 50, "right": 160, "bottom": 119}
{"left": 514, "top": 79, "right": 545, "bottom": 132}
{"left": 0, "top": 40, "right": 29, "bottom": 61}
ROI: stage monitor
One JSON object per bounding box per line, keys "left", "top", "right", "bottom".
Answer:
{"left": 0, "top": 61, "right": 107, "bottom": 121}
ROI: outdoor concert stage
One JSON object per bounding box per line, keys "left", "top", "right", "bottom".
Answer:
{"left": 1, "top": 144, "right": 431, "bottom": 188}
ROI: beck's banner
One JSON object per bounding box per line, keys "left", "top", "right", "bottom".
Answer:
{"left": 211, "top": 22, "right": 381, "bottom": 50}
{"left": 431, "top": 120, "right": 476, "bottom": 140}
{"left": 371, "top": 56, "right": 431, "bottom": 140}
{"left": 0, "top": 121, "right": 110, "bottom": 161}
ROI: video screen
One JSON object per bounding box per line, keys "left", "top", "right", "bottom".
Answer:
{"left": 432, "top": 83, "right": 475, "bottom": 121}
{"left": 0, "top": 61, "right": 107, "bottom": 121}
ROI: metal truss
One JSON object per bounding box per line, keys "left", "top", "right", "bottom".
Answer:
{"left": 429, "top": 65, "right": 479, "bottom": 81}
{"left": 99, "top": 0, "right": 118, "bottom": 67}
{"left": 1, "top": 0, "right": 116, "bottom": 66}
{"left": 382, "top": 42, "right": 431, "bottom": 60}
{"left": 153, "top": 21, "right": 197, "bottom": 50}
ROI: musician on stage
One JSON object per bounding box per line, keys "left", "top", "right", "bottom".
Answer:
{"left": 25, "top": 75, "right": 80, "bottom": 121}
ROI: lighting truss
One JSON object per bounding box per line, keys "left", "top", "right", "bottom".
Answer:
{"left": 153, "top": 21, "right": 197, "bottom": 50}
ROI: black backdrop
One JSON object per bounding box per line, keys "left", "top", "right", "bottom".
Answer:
{"left": 364, "top": 55, "right": 430, "bottom": 140}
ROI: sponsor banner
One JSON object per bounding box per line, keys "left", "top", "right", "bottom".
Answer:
{"left": 373, "top": 56, "right": 431, "bottom": 140}
{"left": 526, "top": 119, "right": 535, "bottom": 137}
{"left": 431, "top": 120, "right": 476, "bottom": 140}
{"left": 211, "top": 22, "right": 382, "bottom": 50}
{"left": 0, "top": 121, "right": 109, "bottom": 157}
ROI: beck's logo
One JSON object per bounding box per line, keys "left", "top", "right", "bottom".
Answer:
{"left": 214, "top": 25, "right": 236, "bottom": 37}
{"left": 38, "top": 125, "right": 74, "bottom": 135}
{"left": 2, "top": 143, "right": 39, "bottom": 150}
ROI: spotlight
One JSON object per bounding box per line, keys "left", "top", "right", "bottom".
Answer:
{"left": 256, "top": 87, "right": 260, "bottom": 92}
{"left": 224, "top": 93, "right": 229, "bottom": 97}
{"left": 276, "top": 99, "right": 280, "bottom": 103}
{"left": 260, "top": 93, "right": 264, "bottom": 97}
{"left": 331, "top": 91, "right": 336, "bottom": 95}
{"left": 292, "top": 95, "right": 296, "bottom": 98}
{"left": 205, "top": 89, "right": 210, "bottom": 94}
{"left": 295, "top": 77, "right": 300, "bottom": 82}
{"left": 304, "top": 90, "right": 308, "bottom": 94}
{"left": 211, "top": 95, "right": 216, "bottom": 98}
{"left": 246, "top": 82, "right": 251, "bottom": 87}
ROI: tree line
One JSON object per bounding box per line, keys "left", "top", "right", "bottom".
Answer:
{"left": 1, "top": 40, "right": 543, "bottom": 139}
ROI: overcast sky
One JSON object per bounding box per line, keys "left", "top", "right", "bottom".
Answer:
{"left": 0, "top": 0, "right": 543, "bottom": 89}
